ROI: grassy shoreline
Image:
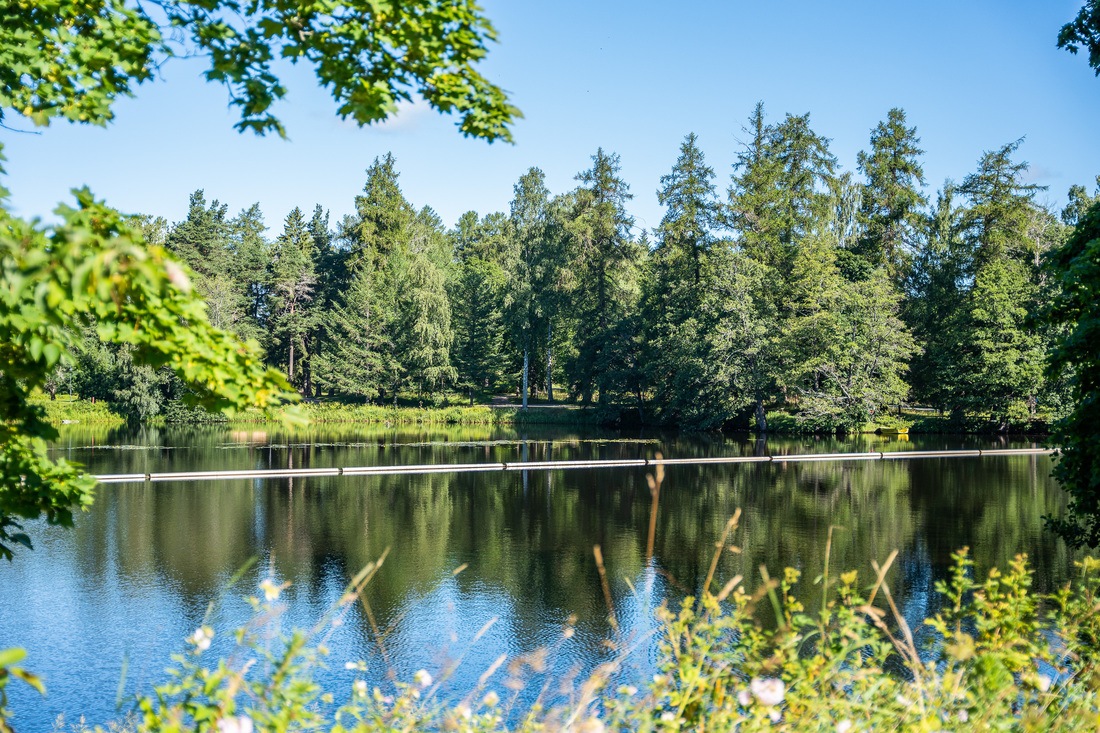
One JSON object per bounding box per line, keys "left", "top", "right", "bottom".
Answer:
{"left": 37, "top": 397, "right": 1053, "bottom": 435}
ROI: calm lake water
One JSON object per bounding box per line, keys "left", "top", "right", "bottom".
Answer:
{"left": 0, "top": 424, "right": 1070, "bottom": 730}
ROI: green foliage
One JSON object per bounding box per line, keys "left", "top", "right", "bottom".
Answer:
{"left": 1045, "top": 201, "right": 1100, "bottom": 547}
{"left": 0, "top": 646, "right": 45, "bottom": 733}
{"left": 645, "top": 132, "right": 777, "bottom": 429}
{"left": 567, "top": 148, "right": 643, "bottom": 404}
{"left": 268, "top": 207, "right": 319, "bottom": 389}
{"left": 1059, "top": 1, "right": 1100, "bottom": 77}
{"left": 0, "top": 190, "right": 296, "bottom": 559}
{"left": 31, "top": 396, "right": 125, "bottom": 427}
{"left": 854, "top": 108, "right": 928, "bottom": 283}
{"left": 0, "top": 0, "right": 519, "bottom": 141}
{"left": 313, "top": 268, "right": 394, "bottom": 401}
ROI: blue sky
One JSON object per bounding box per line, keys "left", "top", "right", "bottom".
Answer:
{"left": 2, "top": 0, "right": 1098, "bottom": 236}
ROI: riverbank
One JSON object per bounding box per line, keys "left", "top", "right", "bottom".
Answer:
{"left": 36, "top": 396, "right": 1053, "bottom": 436}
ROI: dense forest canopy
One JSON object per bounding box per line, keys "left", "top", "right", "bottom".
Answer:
{"left": 62, "top": 106, "right": 1100, "bottom": 434}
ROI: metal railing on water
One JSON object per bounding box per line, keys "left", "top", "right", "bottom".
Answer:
{"left": 92, "top": 447, "right": 1055, "bottom": 485}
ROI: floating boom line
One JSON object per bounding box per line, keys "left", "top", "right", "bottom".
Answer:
{"left": 92, "top": 448, "right": 1055, "bottom": 485}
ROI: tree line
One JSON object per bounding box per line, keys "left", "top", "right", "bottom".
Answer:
{"left": 57, "top": 105, "right": 1099, "bottom": 431}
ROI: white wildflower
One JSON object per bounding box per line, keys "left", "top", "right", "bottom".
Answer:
{"left": 749, "top": 677, "right": 785, "bottom": 707}
{"left": 345, "top": 661, "right": 357, "bottom": 670}
{"left": 482, "top": 690, "right": 500, "bottom": 707}
{"left": 216, "top": 716, "right": 253, "bottom": 733}
{"left": 618, "top": 685, "right": 638, "bottom": 696}
{"left": 353, "top": 679, "right": 368, "bottom": 697}
{"left": 1038, "top": 674, "right": 1052, "bottom": 692}
{"left": 769, "top": 709, "right": 782, "bottom": 722}
{"left": 837, "top": 720, "right": 853, "bottom": 733}
{"left": 958, "top": 709, "right": 969, "bottom": 723}
{"left": 188, "top": 626, "right": 213, "bottom": 653}
{"left": 737, "top": 688, "right": 752, "bottom": 707}
{"left": 413, "top": 669, "right": 433, "bottom": 688}
{"left": 660, "top": 711, "right": 676, "bottom": 722}
{"left": 454, "top": 703, "right": 472, "bottom": 720}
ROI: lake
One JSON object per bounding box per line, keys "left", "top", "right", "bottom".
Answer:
{"left": 0, "top": 424, "right": 1070, "bottom": 731}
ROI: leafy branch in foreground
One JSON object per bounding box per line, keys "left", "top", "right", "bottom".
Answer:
{"left": 1044, "top": 200, "right": 1100, "bottom": 548}
{"left": 0, "top": 0, "right": 520, "bottom": 141}
{"left": 1060, "top": 1, "right": 1100, "bottom": 77}
{"left": 0, "top": 188, "right": 298, "bottom": 560}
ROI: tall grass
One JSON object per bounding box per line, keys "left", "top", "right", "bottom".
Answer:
{"left": 30, "top": 396, "right": 124, "bottom": 427}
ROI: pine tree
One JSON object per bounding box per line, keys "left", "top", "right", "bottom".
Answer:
{"left": 728, "top": 103, "right": 786, "bottom": 271}
{"left": 167, "top": 190, "right": 232, "bottom": 280}
{"left": 398, "top": 258, "right": 457, "bottom": 395}
{"left": 646, "top": 133, "right": 725, "bottom": 425}
{"left": 450, "top": 212, "right": 509, "bottom": 399}
{"left": 907, "top": 184, "right": 969, "bottom": 411}
{"left": 853, "top": 108, "right": 928, "bottom": 283}
{"left": 953, "top": 141, "right": 1047, "bottom": 422}
{"left": 313, "top": 268, "right": 393, "bottom": 401}
{"left": 506, "top": 167, "right": 553, "bottom": 407}
{"left": 228, "top": 203, "right": 270, "bottom": 341}
{"left": 566, "top": 148, "right": 641, "bottom": 404}
{"left": 656, "top": 132, "right": 719, "bottom": 286}
{"left": 268, "top": 207, "right": 318, "bottom": 389}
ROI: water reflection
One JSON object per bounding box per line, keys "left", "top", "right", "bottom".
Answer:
{"left": 0, "top": 425, "right": 1071, "bottom": 731}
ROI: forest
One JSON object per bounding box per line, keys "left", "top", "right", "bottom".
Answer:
{"left": 53, "top": 105, "right": 1100, "bottom": 432}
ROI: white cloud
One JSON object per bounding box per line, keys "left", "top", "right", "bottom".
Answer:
{"left": 373, "top": 96, "right": 433, "bottom": 133}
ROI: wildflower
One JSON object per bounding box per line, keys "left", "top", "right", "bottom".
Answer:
{"left": 737, "top": 688, "right": 752, "bottom": 707}
{"left": 345, "top": 661, "right": 357, "bottom": 670}
{"left": 769, "top": 709, "right": 781, "bottom": 723}
{"left": 414, "top": 669, "right": 433, "bottom": 688}
{"left": 188, "top": 626, "right": 213, "bottom": 653}
{"left": 454, "top": 704, "right": 472, "bottom": 720}
{"left": 353, "top": 679, "right": 368, "bottom": 697}
{"left": 653, "top": 674, "right": 669, "bottom": 686}
{"left": 660, "top": 712, "right": 676, "bottom": 722}
{"left": 216, "top": 717, "right": 253, "bottom": 733}
{"left": 750, "top": 677, "right": 785, "bottom": 707}
{"left": 618, "top": 685, "right": 638, "bottom": 697}
{"left": 259, "top": 578, "right": 283, "bottom": 602}
{"left": 483, "top": 690, "right": 500, "bottom": 707}
{"left": 579, "top": 718, "right": 605, "bottom": 733}
{"left": 958, "top": 710, "right": 969, "bottom": 723}
{"left": 1038, "top": 674, "right": 1052, "bottom": 692}
{"left": 837, "top": 720, "right": 853, "bottom": 733}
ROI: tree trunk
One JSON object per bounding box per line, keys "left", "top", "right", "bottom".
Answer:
{"left": 755, "top": 399, "right": 767, "bottom": 433}
{"left": 288, "top": 342, "right": 295, "bottom": 383}
{"left": 546, "top": 321, "right": 554, "bottom": 403}
{"left": 522, "top": 347, "right": 529, "bottom": 410}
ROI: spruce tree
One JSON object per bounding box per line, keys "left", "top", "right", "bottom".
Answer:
{"left": 450, "top": 212, "right": 509, "bottom": 399}
{"left": 313, "top": 268, "right": 393, "bottom": 401}
{"left": 854, "top": 108, "right": 928, "bottom": 283}
{"left": 646, "top": 133, "right": 725, "bottom": 425}
{"left": 506, "top": 168, "right": 554, "bottom": 407}
{"left": 268, "top": 207, "right": 318, "bottom": 389}
{"left": 566, "top": 148, "right": 641, "bottom": 404}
